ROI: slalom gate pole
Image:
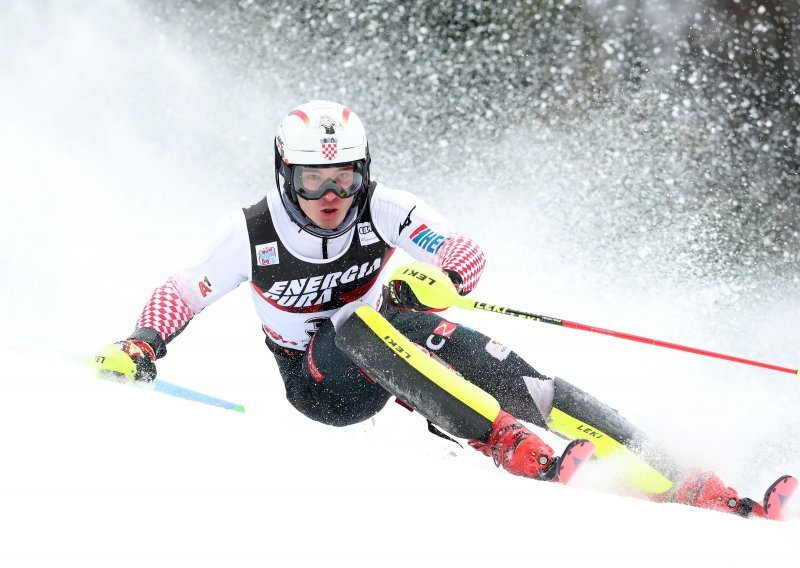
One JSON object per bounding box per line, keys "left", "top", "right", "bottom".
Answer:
{"left": 466, "top": 300, "right": 799, "bottom": 378}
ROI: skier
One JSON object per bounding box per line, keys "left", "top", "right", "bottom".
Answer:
{"left": 96, "top": 100, "right": 758, "bottom": 515}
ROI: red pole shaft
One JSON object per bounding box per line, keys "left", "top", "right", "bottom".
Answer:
{"left": 560, "top": 319, "right": 798, "bottom": 375}
{"left": 470, "top": 302, "right": 798, "bottom": 377}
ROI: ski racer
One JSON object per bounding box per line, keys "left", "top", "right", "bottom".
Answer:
{"left": 96, "top": 100, "right": 761, "bottom": 516}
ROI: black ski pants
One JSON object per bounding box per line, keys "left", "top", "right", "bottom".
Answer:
{"left": 272, "top": 303, "right": 551, "bottom": 428}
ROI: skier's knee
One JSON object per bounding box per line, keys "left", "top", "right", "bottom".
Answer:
{"left": 285, "top": 387, "right": 390, "bottom": 427}
{"left": 550, "top": 377, "right": 634, "bottom": 443}
{"left": 520, "top": 373, "right": 555, "bottom": 427}
{"left": 334, "top": 305, "right": 501, "bottom": 440}
{"left": 548, "top": 377, "right": 679, "bottom": 493}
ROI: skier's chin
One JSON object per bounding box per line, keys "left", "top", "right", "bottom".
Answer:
{"left": 313, "top": 215, "right": 345, "bottom": 229}
{"left": 298, "top": 198, "right": 354, "bottom": 230}
{"left": 310, "top": 207, "right": 351, "bottom": 229}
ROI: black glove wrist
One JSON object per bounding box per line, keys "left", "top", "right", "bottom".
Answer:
{"left": 128, "top": 327, "right": 167, "bottom": 359}
{"left": 443, "top": 269, "right": 464, "bottom": 295}
{"left": 108, "top": 339, "right": 158, "bottom": 381}
{"left": 389, "top": 280, "right": 429, "bottom": 311}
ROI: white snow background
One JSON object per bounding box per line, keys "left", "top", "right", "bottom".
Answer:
{"left": 1, "top": 2, "right": 799, "bottom": 567}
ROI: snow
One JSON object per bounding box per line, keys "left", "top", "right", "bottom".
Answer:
{"left": 1, "top": 2, "right": 800, "bottom": 567}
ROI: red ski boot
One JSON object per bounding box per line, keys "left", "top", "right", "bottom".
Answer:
{"left": 663, "top": 470, "right": 750, "bottom": 515}
{"left": 469, "top": 410, "right": 557, "bottom": 480}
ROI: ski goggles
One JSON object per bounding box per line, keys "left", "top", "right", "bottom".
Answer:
{"left": 291, "top": 162, "right": 365, "bottom": 200}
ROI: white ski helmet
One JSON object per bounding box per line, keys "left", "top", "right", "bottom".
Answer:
{"left": 274, "top": 100, "right": 372, "bottom": 238}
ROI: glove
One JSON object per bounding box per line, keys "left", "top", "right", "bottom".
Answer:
{"left": 94, "top": 339, "right": 158, "bottom": 381}
{"left": 389, "top": 279, "right": 430, "bottom": 311}
{"left": 389, "top": 264, "right": 464, "bottom": 311}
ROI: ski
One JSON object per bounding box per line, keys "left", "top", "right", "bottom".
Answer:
{"left": 541, "top": 439, "right": 595, "bottom": 484}
{"left": 746, "top": 475, "right": 797, "bottom": 521}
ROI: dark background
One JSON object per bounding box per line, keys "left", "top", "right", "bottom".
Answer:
{"left": 143, "top": 0, "right": 799, "bottom": 288}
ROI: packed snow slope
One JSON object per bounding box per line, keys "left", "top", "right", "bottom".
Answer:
{"left": 1, "top": 2, "right": 799, "bottom": 567}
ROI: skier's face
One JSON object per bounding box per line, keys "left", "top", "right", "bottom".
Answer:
{"left": 294, "top": 165, "right": 359, "bottom": 199}
{"left": 296, "top": 166, "right": 356, "bottom": 229}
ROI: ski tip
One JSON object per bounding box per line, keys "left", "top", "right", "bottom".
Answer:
{"left": 569, "top": 439, "right": 596, "bottom": 459}
{"left": 762, "top": 475, "right": 797, "bottom": 521}
{"left": 556, "top": 439, "right": 596, "bottom": 485}
{"left": 234, "top": 404, "right": 246, "bottom": 413}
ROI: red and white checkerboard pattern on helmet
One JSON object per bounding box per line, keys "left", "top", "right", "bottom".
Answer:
{"left": 320, "top": 139, "right": 338, "bottom": 161}
{"left": 436, "top": 235, "right": 486, "bottom": 294}
{"left": 135, "top": 277, "right": 195, "bottom": 341}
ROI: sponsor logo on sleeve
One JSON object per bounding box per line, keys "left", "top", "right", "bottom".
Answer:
{"left": 408, "top": 224, "right": 449, "bottom": 254}
{"left": 255, "top": 242, "right": 280, "bottom": 266}
{"left": 357, "top": 222, "right": 380, "bottom": 246}
{"left": 198, "top": 276, "right": 213, "bottom": 298}
{"left": 398, "top": 205, "right": 416, "bottom": 235}
{"left": 485, "top": 339, "right": 510, "bottom": 361}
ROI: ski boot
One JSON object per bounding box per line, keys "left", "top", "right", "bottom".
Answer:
{"left": 659, "top": 469, "right": 797, "bottom": 520}
{"left": 658, "top": 470, "right": 752, "bottom": 516}
{"left": 470, "top": 410, "right": 593, "bottom": 483}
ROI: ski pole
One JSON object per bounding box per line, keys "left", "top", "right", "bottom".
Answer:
{"left": 90, "top": 366, "right": 246, "bottom": 412}
{"left": 62, "top": 351, "right": 247, "bottom": 413}
{"left": 150, "top": 379, "right": 245, "bottom": 412}
{"left": 93, "top": 369, "right": 246, "bottom": 412}
{"left": 465, "top": 301, "right": 799, "bottom": 377}
{"left": 389, "top": 262, "right": 800, "bottom": 378}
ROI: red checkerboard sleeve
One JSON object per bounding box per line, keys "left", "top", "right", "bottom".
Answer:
{"left": 134, "top": 277, "right": 195, "bottom": 342}
{"left": 435, "top": 234, "right": 486, "bottom": 294}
